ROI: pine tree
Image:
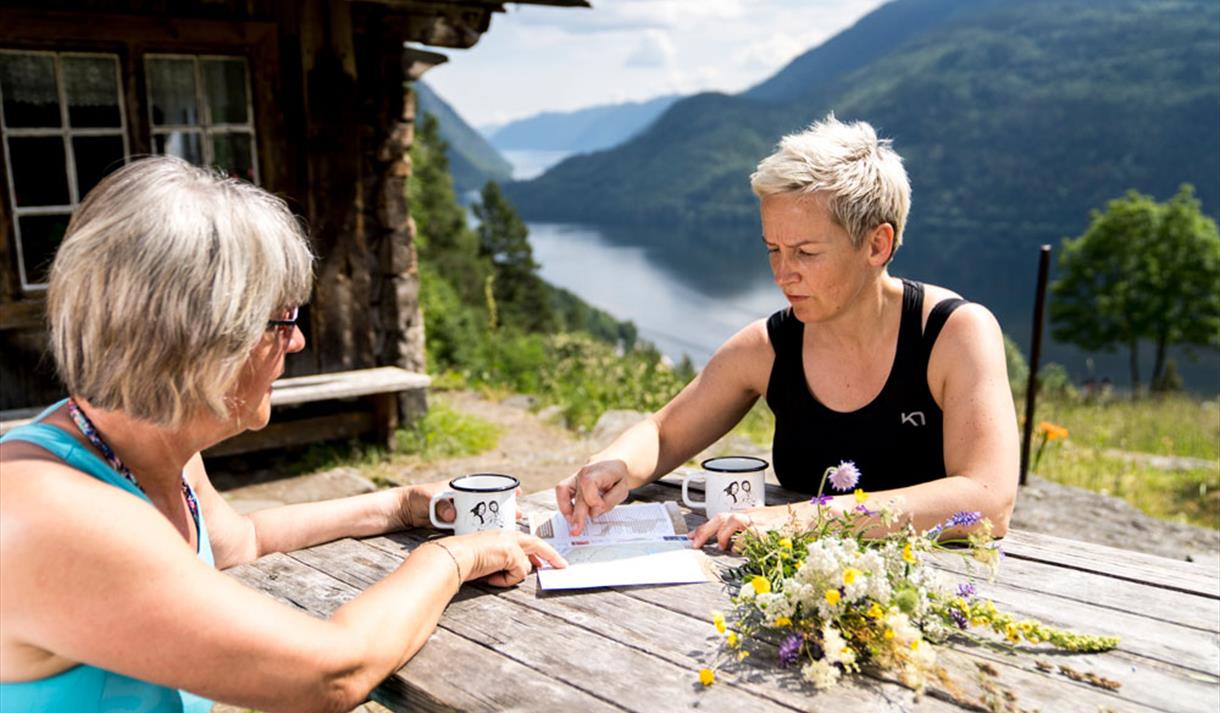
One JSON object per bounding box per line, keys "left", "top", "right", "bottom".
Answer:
{"left": 473, "top": 181, "right": 556, "bottom": 333}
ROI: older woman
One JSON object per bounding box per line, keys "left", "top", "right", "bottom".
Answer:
{"left": 0, "top": 156, "right": 564, "bottom": 713}
{"left": 556, "top": 115, "right": 1019, "bottom": 548}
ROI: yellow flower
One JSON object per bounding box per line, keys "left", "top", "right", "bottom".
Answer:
{"left": 698, "top": 668, "right": 715, "bottom": 686}
{"left": 712, "top": 612, "right": 726, "bottom": 634}
{"left": 736, "top": 650, "right": 750, "bottom": 661}
{"left": 867, "top": 602, "right": 884, "bottom": 619}
{"left": 774, "top": 616, "right": 792, "bottom": 627}
{"left": 825, "top": 589, "right": 841, "bottom": 605}
{"left": 884, "top": 628, "right": 895, "bottom": 640}
{"left": 910, "top": 639, "right": 921, "bottom": 651}
{"left": 726, "top": 631, "right": 739, "bottom": 648}
{"left": 842, "top": 568, "right": 862, "bottom": 585}
{"left": 854, "top": 488, "right": 868, "bottom": 503}
{"left": 902, "top": 543, "right": 916, "bottom": 564}
{"left": 751, "top": 576, "right": 771, "bottom": 595}
{"left": 779, "top": 537, "right": 793, "bottom": 550}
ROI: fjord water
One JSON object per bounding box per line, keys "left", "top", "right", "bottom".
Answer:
{"left": 527, "top": 222, "right": 784, "bottom": 366}
{"left": 499, "top": 149, "right": 781, "bottom": 365}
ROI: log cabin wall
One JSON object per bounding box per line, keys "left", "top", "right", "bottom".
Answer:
{"left": 0, "top": 0, "right": 425, "bottom": 410}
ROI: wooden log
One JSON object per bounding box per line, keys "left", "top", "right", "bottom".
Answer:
{"left": 204, "top": 411, "right": 373, "bottom": 458}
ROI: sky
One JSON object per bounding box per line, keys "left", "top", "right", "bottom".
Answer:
{"left": 422, "top": 0, "right": 889, "bottom": 130}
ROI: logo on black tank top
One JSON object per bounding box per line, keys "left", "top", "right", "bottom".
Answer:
{"left": 901, "top": 411, "right": 926, "bottom": 427}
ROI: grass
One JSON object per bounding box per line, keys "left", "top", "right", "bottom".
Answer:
{"left": 1031, "top": 393, "right": 1220, "bottom": 529}
{"left": 1032, "top": 443, "right": 1219, "bottom": 529}
{"left": 287, "top": 400, "right": 501, "bottom": 479}
{"left": 1035, "top": 393, "right": 1219, "bottom": 461}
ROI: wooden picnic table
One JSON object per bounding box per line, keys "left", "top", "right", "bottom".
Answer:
{"left": 227, "top": 476, "right": 1220, "bottom": 712}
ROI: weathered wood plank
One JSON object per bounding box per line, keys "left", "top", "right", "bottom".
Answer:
{"left": 270, "top": 366, "right": 430, "bottom": 406}
{"left": 359, "top": 534, "right": 964, "bottom": 713}
{"left": 523, "top": 489, "right": 1220, "bottom": 711}
{"left": 204, "top": 411, "right": 373, "bottom": 457}
{"left": 999, "top": 530, "right": 1220, "bottom": 600}
{"left": 624, "top": 572, "right": 1214, "bottom": 713}
{"left": 227, "top": 552, "right": 623, "bottom": 712}
{"left": 287, "top": 539, "right": 804, "bottom": 712}
{"left": 929, "top": 551, "right": 1220, "bottom": 634}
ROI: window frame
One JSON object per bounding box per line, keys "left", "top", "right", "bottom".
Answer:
{"left": 144, "top": 52, "right": 260, "bottom": 185}
{"left": 0, "top": 49, "right": 131, "bottom": 291}
{"left": 0, "top": 11, "right": 281, "bottom": 314}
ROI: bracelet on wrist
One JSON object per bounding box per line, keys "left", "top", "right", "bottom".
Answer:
{"left": 423, "top": 540, "right": 463, "bottom": 587}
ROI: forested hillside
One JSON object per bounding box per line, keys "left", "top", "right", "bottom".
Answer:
{"left": 504, "top": 0, "right": 1220, "bottom": 387}
{"left": 415, "top": 81, "right": 512, "bottom": 195}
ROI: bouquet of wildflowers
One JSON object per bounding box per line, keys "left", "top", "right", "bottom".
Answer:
{"left": 700, "top": 461, "right": 1118, "bottom": 693}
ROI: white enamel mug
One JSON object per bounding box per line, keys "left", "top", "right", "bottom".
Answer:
{"left": 429, "top": 473, "right": 520, "bottom": 535}
{"left": 682, "top": 456, "right": 768, "bottom": 519}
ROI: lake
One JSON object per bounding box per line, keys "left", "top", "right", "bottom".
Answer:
{"left": 528, "top": 222, "right": 784, "bottom": 366}
{"left": 504, "top": 149, "right": 783, "bottom": 365}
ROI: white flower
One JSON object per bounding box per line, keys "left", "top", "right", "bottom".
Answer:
{"left": 802, "top": 658, "right": 841, "bottom": 689}
{"left": 821, "top": 624, "right": 856, "bottom": 667}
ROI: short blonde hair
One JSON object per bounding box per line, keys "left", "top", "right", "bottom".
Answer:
{"left": 751, "top": 115, "right": 911, "bottom": 258}
{"left": 48, "top": 156, "right": 314, "bottom": 426}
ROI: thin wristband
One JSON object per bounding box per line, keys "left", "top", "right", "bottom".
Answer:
{"left": 423, "top": 540, "right": 463, "bottom": 587}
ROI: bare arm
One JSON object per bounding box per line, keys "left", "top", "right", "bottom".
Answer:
{"left": 0, "top": 454, "right": 561, "bottom": 712}
{"left": 189, "top": 456, "right": 453, "bottom": 570}
{"left": 557, "top": 320, "right": 772, "bottom": 531}
{"left": 691, "top": 304, "right": 1019, "bottom": 547}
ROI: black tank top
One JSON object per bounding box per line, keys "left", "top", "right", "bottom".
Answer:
{"left": 765, "top": 279, "right": 967, "bottom": 493}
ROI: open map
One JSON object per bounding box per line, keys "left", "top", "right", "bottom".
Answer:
{"left": 531, "top": 502, "right": 711, "bottom": 590}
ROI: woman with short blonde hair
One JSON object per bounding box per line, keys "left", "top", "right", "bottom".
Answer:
{"left": 557, "top": 114, "right": 1019, "bottom": 549}
{"left": 1, "top": 156, "right": 564, "bottom": 713}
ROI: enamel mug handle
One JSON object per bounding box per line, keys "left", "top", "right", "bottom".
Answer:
{"left": 429, "top": 490, "right": 458, "bottom": 530}
{"left": 682, "top": 474, "right": 707, "bottom": 511}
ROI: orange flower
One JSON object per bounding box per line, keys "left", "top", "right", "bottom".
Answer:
{"left": 1037, "top": 421, "right": 1069, "bottom": 442}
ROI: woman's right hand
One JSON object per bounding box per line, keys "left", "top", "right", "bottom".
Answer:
{"left": 446, "top": 531, "right": 567, "bottom": 587}
{"left": 554, "top": 459, "right": 632, "bottom": 535}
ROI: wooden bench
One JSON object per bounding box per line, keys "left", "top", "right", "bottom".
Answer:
{"left": 0, "top": 366, "right": 430, "bottom": 458}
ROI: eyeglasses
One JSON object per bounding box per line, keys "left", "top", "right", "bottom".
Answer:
{"left": 267, "top": 305, "right": 300, "bottom": 331}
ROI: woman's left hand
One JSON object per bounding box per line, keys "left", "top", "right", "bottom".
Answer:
{"left": 396, "top": 481, "right": 454, "bottom": 530}
{"left": 689, "top": 505, "right": 789, "bottom": 551}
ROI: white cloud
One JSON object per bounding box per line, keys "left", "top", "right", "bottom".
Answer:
{"left": 730, "top": 31, "right": 823, "bottom": 72}
{"left": 426, "top": 0, "right": 889, "bottom": 125}
{"left": 626, "top": 30, "right": 677, "bottom": 68}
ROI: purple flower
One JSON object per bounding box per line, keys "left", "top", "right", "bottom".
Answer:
{"left": 854, "top": 504, "right": 873, "bottom": 516}
{"left": 956, "top": 583, "right": 976, "bottom": 599}
{"left": 947, "top": 511, "right": 982, "bottom": 528}
{"left": 811, "top": 494, "right": 833, "bottom": 506}
{"left": 778, "top": 634, "right": 803, "bottom": 668}
{"left": 827, "top": 461, "right": 860, "bottom": 492}
{"left": 949, "top": 608, "right": 968, "bottom": 629}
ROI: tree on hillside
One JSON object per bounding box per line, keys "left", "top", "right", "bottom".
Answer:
{"left": 473, "top": 181, "right": 556, "bottom": 333}
{"left": 409, "top": 114, "right": 490, "bottom": 307}
{"left": 1050, "top": 185, "right": 1220, "bottom": 392}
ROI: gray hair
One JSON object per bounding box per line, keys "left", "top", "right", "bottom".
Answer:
{"left": 750, "top": 115, "right": 911, "bottom": 258}
{"left": 47, "top": 156, "right": 314, "bottom": 426}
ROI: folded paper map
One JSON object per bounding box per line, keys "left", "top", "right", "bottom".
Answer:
{"left": 531, "top": 502, "right": 712, "bottom": 590}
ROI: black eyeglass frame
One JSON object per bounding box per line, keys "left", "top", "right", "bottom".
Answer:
{"left": 267, "top": 305, "right": 300, "bottom": 330}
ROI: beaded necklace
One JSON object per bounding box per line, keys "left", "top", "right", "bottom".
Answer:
{"left": 67, "top": 398, "right": 200, "bottom": 522}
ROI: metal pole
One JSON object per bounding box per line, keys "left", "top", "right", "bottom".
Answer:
{"left": 1020, "top": 245, "right": 1053, "bottom": 485}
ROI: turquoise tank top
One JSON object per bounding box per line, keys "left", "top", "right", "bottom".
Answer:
{"left": 0, "top": 401, "right": 215, "bottom": 713}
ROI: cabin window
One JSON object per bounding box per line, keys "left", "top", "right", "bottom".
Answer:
{"left": 145, "top": 55, "right": 258, "bottom": 184}
{"left": 0, "top": 50, "right": 128, "bottom": 289}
